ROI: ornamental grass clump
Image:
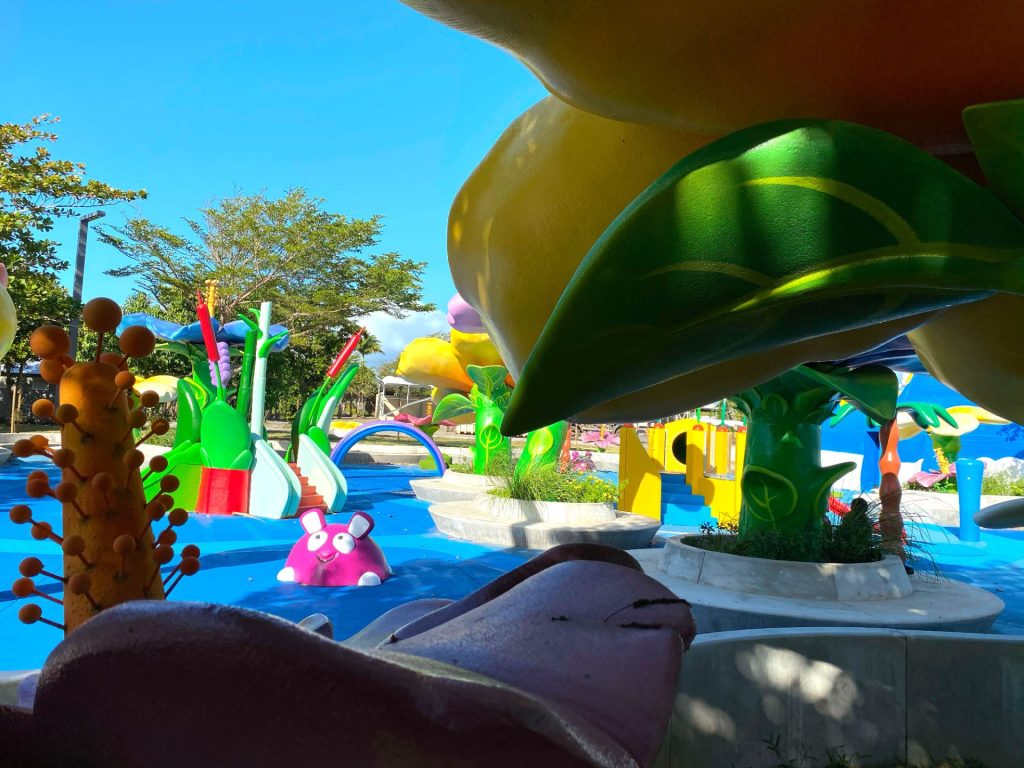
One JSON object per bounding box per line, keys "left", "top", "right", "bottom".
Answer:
{"left": 488, "top": 456, "right": 619, "bottom": 505}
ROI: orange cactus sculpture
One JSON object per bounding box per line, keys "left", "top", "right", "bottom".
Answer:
{"left": 9, "top": 298, "right": 200, "bottom": 634}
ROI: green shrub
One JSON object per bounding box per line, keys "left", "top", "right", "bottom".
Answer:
{"left": 695, "top": 498, "right": 901, "bottom": 564}
{"left": 908, "top": 471, "right": 1024, "bottom": 496}
{"left": 487, "top": 456, "right": 619, "bottom": 504}
{"left": 144, "top": 426, "right": 177, "bottom": 448}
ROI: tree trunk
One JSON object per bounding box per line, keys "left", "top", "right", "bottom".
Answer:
{"left": 736, "top": 371, "right": 856, "bottom": 560}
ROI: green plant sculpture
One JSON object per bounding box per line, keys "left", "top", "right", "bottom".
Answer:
{"left": 434, "top": 364, "right": 513, "bottom": 474}
{"left": 503, "top": 106, "right": 1024, "bottom": 556}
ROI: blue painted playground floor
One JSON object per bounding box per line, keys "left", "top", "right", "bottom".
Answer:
{"left": 1, "top": 457, "right": 1022, "bottom": 671}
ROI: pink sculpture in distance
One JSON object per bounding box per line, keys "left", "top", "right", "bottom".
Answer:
{"left": 277, "top": 509, "right": 391, "bottom": 587}
{"left": 446, "top": 293, "right": 487, "bottom": 334}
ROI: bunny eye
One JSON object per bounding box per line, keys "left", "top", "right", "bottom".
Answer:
{"left": 307, "top": 531, "right": 328, "bottom": 551}
{"left": 333, "top": 532, "right": 355, "bottom": 554}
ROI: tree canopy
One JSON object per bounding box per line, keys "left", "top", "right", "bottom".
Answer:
{"left": 0, "top": 115, "right": 146, "bottom": 372}
{"left": 100, "top": 190, "right": 431, "bottom": 341}
{"left": 99, "top": 190, "right": 434, "bottom": 417}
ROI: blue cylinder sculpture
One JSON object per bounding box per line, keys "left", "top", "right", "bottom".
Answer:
{"left": 955, "top": 458, "right": 983, "bottom": 543}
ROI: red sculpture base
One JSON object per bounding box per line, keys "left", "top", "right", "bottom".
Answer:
{"left": 195, "top": 467, "right": 251, "bottom": 515}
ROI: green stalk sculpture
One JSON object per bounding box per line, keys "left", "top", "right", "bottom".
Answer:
{"left": 434, "top": 365, "right": 512, "bottom": 473}
{"left": 730, "top": 364, "right": 897, "bottom": 556}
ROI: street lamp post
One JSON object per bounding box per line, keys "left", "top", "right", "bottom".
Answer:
{"left": 68, "top": 210, "right": 105, "bottom": 359}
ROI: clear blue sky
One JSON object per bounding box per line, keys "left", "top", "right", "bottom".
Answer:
{"left": 1, "top": 0, "right": 545, "bottom": 325}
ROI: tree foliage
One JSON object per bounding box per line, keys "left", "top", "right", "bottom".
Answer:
{"left": 99, "top": 191, "right": 433, "bottom": 417}
{"left": 0, "top": 114, "right": 146, "bottom": 382}
{"left": 100, "top": 190, "right": 431, "bottom": 337}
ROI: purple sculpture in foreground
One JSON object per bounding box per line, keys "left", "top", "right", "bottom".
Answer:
{"left": 1, "top": 544, "right": 695, "bottom": 767}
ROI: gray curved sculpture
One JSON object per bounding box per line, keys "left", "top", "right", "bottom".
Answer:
{"left": 1, "top": 544, "right": 695, "bottom": 768}
{"left": 974, "top": 497, "right": 1024, "bottom": 529}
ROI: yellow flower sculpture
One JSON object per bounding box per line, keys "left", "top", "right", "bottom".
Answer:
{"left": 397, "top": 329, "right": 514, "bottom": 426}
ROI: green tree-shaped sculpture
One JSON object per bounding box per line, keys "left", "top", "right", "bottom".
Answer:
{"left": 503, "top": 102, "right": 1024, "bottom": 556}
{"left": 434, "top": 364, "right": 512, "bottom": 474}
{"left": 731, "top": 364, "right": 897, "bottom": 557}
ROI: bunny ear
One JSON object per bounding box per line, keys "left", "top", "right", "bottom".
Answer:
{"left": 347, "top": 512, "right": 374, "bottom": 539}
{"left": 0, "top": 264, "right": 8, "bottom": 289}
{"left": 300, "top": 509, "right": 326, "bottom": 535}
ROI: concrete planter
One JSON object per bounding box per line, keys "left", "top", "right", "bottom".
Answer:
{"left": 663, "top": 628, "right": 1024, "bottom": 768}
{"left": 478, "top": 494, "right": 617, "bottom": 525}
{"left": 633, "top": 536, "right": 1004, "bottom": 633}
{"left": 429, "top": 493, "right": 659, "bottom": 550}
{"left": 662, "top": 536, "right": 912, "bottom": 601}
{"left": 409, "top": 471, "right": 500, "bottom": 503}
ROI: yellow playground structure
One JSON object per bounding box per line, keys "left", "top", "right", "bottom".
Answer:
{"left": 618, "top": 419, "right": 747, "bottom": 527}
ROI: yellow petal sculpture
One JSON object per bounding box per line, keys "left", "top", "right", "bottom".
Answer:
{"left": 133, "top": 375, "right": 180, "bottom": 403}
{"left": 909, "top": 294, "right": 1024, "bottom": 424}
{"left": 450, "top": 329, "right": 503, "bottom": 371}
{"left": 449, "top": 96, "right": 711, "bottom": 379}
{"left": 402, "top": 0, "right": 1024, "bottom": 152}
{"left": 396, "top": 337, "right": 473, "bottom": 392}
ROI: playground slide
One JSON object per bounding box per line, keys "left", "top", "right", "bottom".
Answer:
{"left": 297, "top": 434, "right": 348, "bottom": 514}
{"left": 249, "top": 438, "right": 301, "bottom": 519}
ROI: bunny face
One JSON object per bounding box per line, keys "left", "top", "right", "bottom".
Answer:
{"left": 277, "top": 510, "right": 391, "bottom": 587}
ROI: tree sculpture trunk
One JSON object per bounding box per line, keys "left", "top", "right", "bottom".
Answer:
{"left": 737, "top": 379, "right": 855, "bottom": 560}
{"left": 733, "top": 364, "right": 897, "bottom": 561}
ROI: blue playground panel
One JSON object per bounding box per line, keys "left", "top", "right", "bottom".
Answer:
{"left": 1, "top": 457, "right": 1022, "bottom": 671}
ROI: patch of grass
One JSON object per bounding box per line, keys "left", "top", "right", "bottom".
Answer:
{"left": 487, "top": 456, "right": 619, "bottom": 504}
{"left": 908, "top": 471, "right": 1024, "bottom": 496}
{"left": 144, "top": 426, "right": 176, "bottom": 448}
{"left": 696, "top": 497, "right": 939, "bottom": 567}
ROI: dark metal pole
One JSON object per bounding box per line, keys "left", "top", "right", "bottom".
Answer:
{"left": 68, "top": 210, "right": 105, "bottom": 358}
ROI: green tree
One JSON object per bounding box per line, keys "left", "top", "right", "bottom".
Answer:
{"left": 100, "top": 191, "right": 433, "bottom": 417}
{"left": 100, "top": 190, "right": 431, "bottom": 337}
{"left": 0, "top": 115, "right": 146, "bottom": 387}
{"left": 344, "top": 365, "right": 380, "bottom": 416}
{"left": 376, "top": 358, "right": 399, "bottom": 378}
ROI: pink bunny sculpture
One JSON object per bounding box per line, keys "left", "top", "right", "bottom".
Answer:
{"left": 277, "top": 509, "right": 391, "bottom": 587}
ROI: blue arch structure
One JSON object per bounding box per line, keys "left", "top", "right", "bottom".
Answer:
{"left": 330, "top": 421, "right": 445, "bottom": 477}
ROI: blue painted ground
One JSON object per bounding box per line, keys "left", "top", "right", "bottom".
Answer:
{"left": 1, "top": 458, "right": 1022, "bottom": 671}
{"left": 0, "top": 458, "right": 534, "bottom": 670}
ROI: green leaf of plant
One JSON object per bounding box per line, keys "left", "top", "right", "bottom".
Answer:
{"left": 175, "top": 379, "right": 203, "bottom": 446}
{"left": 515, "top": 421, "right": 568, "bottom": 479}
{"left": 504, "top": 118, "right": 1024, "bottom": 435}
{"left": 797, "top": 364, "right": 898, "bottom": 425}
{"left": 812, "top": 461, "right": 857, "bottom": 516}
{"left": 964, "top": 99, "right": 1024, "bottom": 219}
{"left": 306, "top": 425, "right": 332, "bottom": 456}
{"left": 900, "top": 401, "right": 957, "bottom": 430}
{"left": 466, "top": 364, "right": 509, "bottom": 400}
{"left": 433, "top": 393, "right": 474, "bottom": 423}
{"left": 741, "top": 465, "right": 798, "bottom": 525}
{"left": 200, "top": 401, "right": 252, "bottom": 469}
{"left": 828, "top": 401, "right": 858, "bottom": 428}
{"left": 760, "top": 394, "right": 789, "bottom": 419}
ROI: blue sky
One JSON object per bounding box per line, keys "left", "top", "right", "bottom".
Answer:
{"left": 2, "top": 0, "right": 545, "bottom": 359}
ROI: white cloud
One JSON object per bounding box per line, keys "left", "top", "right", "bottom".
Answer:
{"left": 359, "top": 310, "right": 449, "bottom": 364}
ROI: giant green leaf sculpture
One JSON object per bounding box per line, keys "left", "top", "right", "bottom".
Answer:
{"left": 503, "top": 118, "right": 1024, "bottom": 435}
{"left": 502, "top": 114, "right": 1024, "bottom": 552}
